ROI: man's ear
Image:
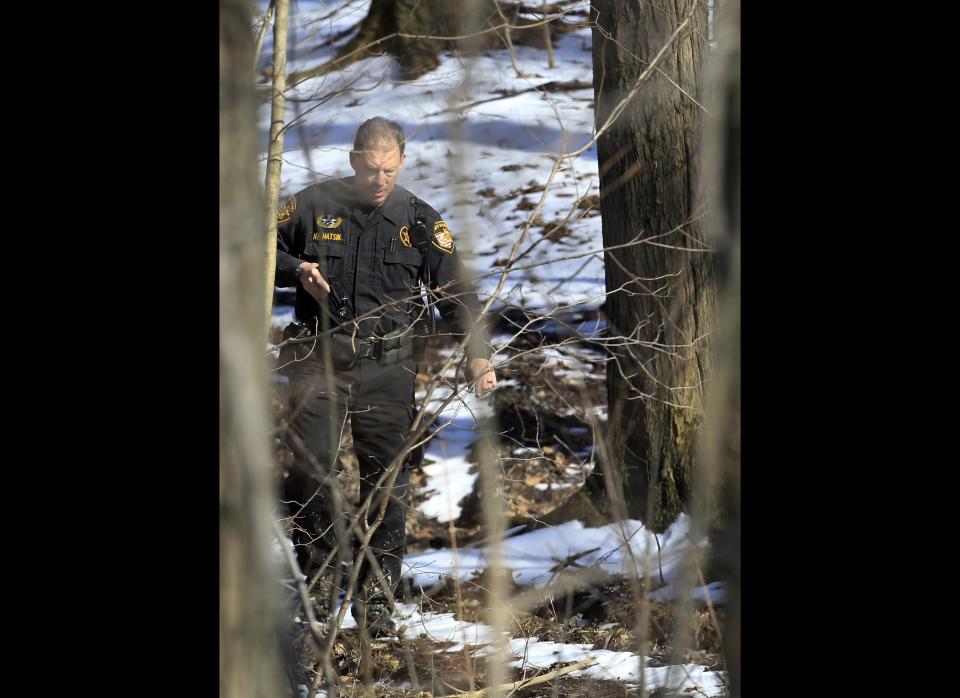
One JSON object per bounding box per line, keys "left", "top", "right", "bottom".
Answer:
{"left": 398, "top": 153, "right": 406, "bottom": 172}
{"left": 348, "top": 150, "right": 359, "bottom": 174}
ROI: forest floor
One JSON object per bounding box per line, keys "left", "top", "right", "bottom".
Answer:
{"left": 271, "top": 315, "right": 728, "bottom": 697}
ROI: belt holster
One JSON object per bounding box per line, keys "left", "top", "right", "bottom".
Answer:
{"left": 276, "top": 322, "right": 316, "bottom": 374}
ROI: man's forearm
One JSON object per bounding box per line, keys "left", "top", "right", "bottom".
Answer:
{"left": 276, "top": 250, "right": 305, "bottom": 287}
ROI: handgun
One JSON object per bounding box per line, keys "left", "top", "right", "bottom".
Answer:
{"left": 325, "top": 275, "right": 353, "bottom": 321}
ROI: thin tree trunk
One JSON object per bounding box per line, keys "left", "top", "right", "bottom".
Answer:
{"left": 264, "top": 0, "right": 289, "bottom": 335}
{"left": 220, "top": 0, "right": 287, "bottom": 695}
{"left": 591, "top": 0, "right": 717, "bottom": 532}
{"left": 543, "top": 2, "right": 555, "bottom": 68}
{"left": 253, "top": 1, "right": 275, "bottom": 71}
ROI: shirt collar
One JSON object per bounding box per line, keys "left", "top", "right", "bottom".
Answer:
{"left": 379, "top": 186, "right": 412, "bottom": 226}
{"left": 337, "top": 177, "right": 406, "bottom": 224}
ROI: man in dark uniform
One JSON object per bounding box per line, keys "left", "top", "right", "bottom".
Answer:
{"left": 274, "top": 116, "right": 497, "bottom": 633}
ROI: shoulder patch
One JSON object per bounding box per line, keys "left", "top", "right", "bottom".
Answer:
{"left": 276, "top": 196, "right": 297, "bottom": 223}
{"left": 316, "top": 215, "right": 342, "bottom": 229}
{"left": 431, "top": 220, "right": 455, "bottom": 253}
{"left": 399, "top": 226, "right": 411, "bottom": 248}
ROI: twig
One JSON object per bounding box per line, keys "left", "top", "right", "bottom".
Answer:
{"left": 695, "top": 561, "right": 726, "bottom": 660}
{"left": 450, "top": 656, "right": 597, "bottom": 697}
{"left": 655, "top": 532, "right": 665, "bottom": 586}
{"left": 270, "top": 518, "right": 327, "bottom": 647}
{"left": 547, "top": 546, "right": 600, "bottom": 575}
{"left": 424, "top": 80, "right": 592, "bottom": 118}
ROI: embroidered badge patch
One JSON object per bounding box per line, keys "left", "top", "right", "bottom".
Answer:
{"left": 276, "top": 196, "right": 297, "bottom": 223}
{"left": 432, "top": 220, "right": 454, "bottom": 253}
{"left": 316, "top": 215, "right": 342, "bottom": 229}
{"left": 399, "top": 226, "right": 411, "bottom": 248}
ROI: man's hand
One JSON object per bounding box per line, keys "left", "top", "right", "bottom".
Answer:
{"left": 468, "top": 358, "right": 497, "bottom": 397}
{"left": 296, "top": 262, "right": 331, "bottom": 301}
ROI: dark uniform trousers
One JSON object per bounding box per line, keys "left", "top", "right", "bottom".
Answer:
{"left": 283, "top": 347, "right": 417, "bottom": 598}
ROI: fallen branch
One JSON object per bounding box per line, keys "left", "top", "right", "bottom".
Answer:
{"left": 548, "top": 545, "right": 600, "bottom": 574}
{"left": 426, "top": 80, "right": 592, "bottom": 117}
{"left": 450, "top": 655, "right": 598, "bottom": 697}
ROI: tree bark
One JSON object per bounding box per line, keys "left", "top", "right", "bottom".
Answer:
{"left": 286, "top": 0, "right": 570, "bottom": 83}
{"left": 220, "top": 0, "right": 288, "bottom": 695}
{"left": 264, "top": 0, "right": 289, "bottom": 335}
{"left": 339, "top": 0, "right": 455, "bottom": 79}
{"left": 591, "top": 0, "right": 717, "bottom": 533}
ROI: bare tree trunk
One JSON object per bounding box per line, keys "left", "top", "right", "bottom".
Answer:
{"left": 543, "top": 1, "right": 555, "bottom": 68}
{"left": 333, "top": 0, "right": 457, "bottom": 79}
{"left": 699, "top": 1, "right": 740, "bottom": 690}
{"left": 220, "top": 0, "right": 287, "bottom": 695}
{"left": 264, "top": 0, "right": 289, "bottom": 335}
{"left": 591, "top": 0, "right": 717, "bottom": 532}
{"left": 290, "top": 0, "right": 562, "bottom": 83}
{"left": 253, "top": 1, "right": 275, "bottom": 71}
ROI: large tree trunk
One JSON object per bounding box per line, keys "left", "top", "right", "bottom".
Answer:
{"left": 591, "top": 0, "right": 717, "bottom": 533}
{"left": 220, "top": 0, "right": 288, "bottom": 695}
{"left": 286, "top": 0, "right": 569, "bottom": 84}
{"left": 337, "top": 0, "right": 458, "bottom": 79}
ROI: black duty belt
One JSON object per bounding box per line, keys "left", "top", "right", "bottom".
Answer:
{"left": 284, "top": 321, "right": 415, "bottom": 369}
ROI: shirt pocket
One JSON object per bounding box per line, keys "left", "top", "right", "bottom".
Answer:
{"left": 382, "top": 246, "right": 422, "bottom": 284}
{"left": 304, "top": 241, "right": 345, "bottom": 277}
{"left": 382, "top": 247, "right": 423, "bottom": 320}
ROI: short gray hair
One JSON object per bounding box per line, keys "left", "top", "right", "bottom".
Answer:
{"left": 352, "top": 117, "right": 406, "bottom": 156}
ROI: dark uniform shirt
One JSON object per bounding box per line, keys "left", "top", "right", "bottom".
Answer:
{"left": 275, "top": 177, "right": 489, "bottom": 360}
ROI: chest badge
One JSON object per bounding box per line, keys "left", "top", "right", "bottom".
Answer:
{"left": 399, "top": 226, "right": 411, "bottom": 248}
{"left": 432, "top": 220, "right": 455, "bottom": 253}
{"left": 316, "top": 215, "right": 342, "bottom": 229}
{"left": 276, "top": 196, "right": 297, "bottom": 223}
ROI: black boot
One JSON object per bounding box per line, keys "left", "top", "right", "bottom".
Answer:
{"left": 351, "top": 569, "right": 397, "bottom": 636}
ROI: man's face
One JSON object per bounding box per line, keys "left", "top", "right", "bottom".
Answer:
{"left": 349, "top": 142, "right": 405, "bottom": 207}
